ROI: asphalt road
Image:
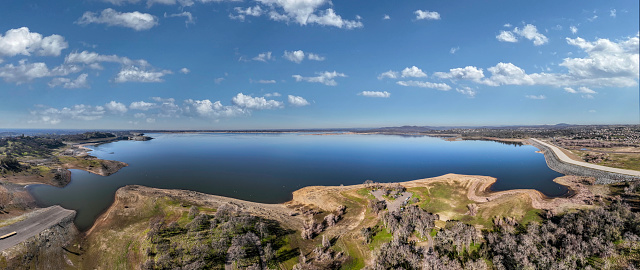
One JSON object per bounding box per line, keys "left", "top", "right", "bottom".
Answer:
{"left": 0, "top": 205, "right": 76, "bottom": 252}
{"left": 531, "top": 139, "right": 640, "bottom": 177}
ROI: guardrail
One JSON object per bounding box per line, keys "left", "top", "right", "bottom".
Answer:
{"left": 0, "top": 231, "right": 17, "bottom": 239}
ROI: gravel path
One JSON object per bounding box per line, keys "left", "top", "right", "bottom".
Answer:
{"left": 370, "top": 190, "right": 412, "bottom": 212}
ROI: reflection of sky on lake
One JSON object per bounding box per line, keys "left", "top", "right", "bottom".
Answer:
{"left": 28, "top": 133, "right": 564, "bottom": 230}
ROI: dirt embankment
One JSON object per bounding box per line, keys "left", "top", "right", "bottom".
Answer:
{"left": 61, "top": 158, "right": 127, "bottom": 177}
{"left": 87, "top": 185, "right": 303, "bottom": 237}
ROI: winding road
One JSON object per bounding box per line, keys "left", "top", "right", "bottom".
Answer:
{"left": 0, "top": 205, "right": 76, "bottom": 252}
{"left": 531, "top": 139, "right": 640, "bottom": 177}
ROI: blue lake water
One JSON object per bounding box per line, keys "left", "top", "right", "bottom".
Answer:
{"left": 27, "top": 133, "right": 565, "bottom": 230}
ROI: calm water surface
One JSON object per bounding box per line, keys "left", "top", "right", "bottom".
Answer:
{"left": 28, "top": 133, "right": 565, "bottom": 230}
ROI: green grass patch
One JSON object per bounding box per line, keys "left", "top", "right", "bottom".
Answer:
{"left": 356, "top": 188, "right": 375, "bottom": 200}
{"left": 369, "top": 227, "right": 393, "bottom": 251}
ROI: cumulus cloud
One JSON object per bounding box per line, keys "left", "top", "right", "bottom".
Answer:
{"left": 254, "top": 0, "right": 362, "bottom": 29}
{"left": 105, "top": 101, "right": 128, "bottom": 113}
{"left": 0, "top": 60, "right": 51, "bottom": 84}
{"left": 0, "top": 27, "right": 68, "bottom": 58}
{"left": 397, "top": 80, "right": 451, "bottom": 91}
{"left": 256, "top": 79, "right": 276, "bottom": 84}
{"left": 496, "top": 31, "right": 518, "bottom": 43}
{"left": 76, "top": 8, "right": 159, "bottom": 31}
{"left": 232, "top": 93, "right": 284, "bottom": 109}
{"left": 288, "top": 95, "right": 310, "bottom": 106}
{"left": 180, "top": 67, "right": 190, "bottom": 74}
{"left": 283, "top": 50, "right": 305, "bottom": 63}
{"left": 525, "top": 95, "right": 546, "bottom": 100}
{"left": 497, "top": 24, "right": 548, "bottom": 45}
{"left": 439, "top": 35, "right": 639, "bottom": 89}
{"left": 48, "top": 73, "right": 89, "bottom": 89}
{"left": 307, "top": 53, "right": 325, "bottom": 61}
{"left": 292, "top": 71, "right": 346, "bottom": 86}
{"left": 129, "top": 101, "right": 156, "bottom": 110}
{"left": 610, "top": 9, "right": 616, "bottom": 18}
{"left": 29, "top": 104, "right": 105, "bottom": 124}
{"left": 114, "top": 66, "right": 172, "bottom": 83}
{"left": 65, "top": 50, "right": 150, "bottom": 67}
{"left": 434, "top": 66, "right": 485, "bottom": 81}
{"left": 450, "top": 47, "right": 459, "bottom": 54}
{"left": 383, "top": 14, "right": 390, "bottom": 20}
{"left": 184, "top": 99, "right": 248, "bottom": 118}
{"left": 230, "top": 5, "right": 263, "bottom": 21}
{"left": 401, "top": 66, "right": 427, "bottom": 78}
{"left": 456, "top": 86, "right": 476, "bottom": 98}
{"left": 358, "top": 91, "right": 390, "bottom": 98}
{"left": 253, "top": 51, "right": 274, "bottom": 62}
{"left": 415, "top": 10, "right": 440, "bottom": 20}
{"left": 377, "top": 70, "right": 399, "bottom": 80}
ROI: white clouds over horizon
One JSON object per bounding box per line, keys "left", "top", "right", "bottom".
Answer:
{"left": 292, "top": 71, "right": 346, "bottom": 86}
{"left": 76, "top": 8, "right": 159, "bottom": 31}
{"left": 288, "top": 95, "right": 310, "bottom": 106}
{"left": 358, "top": 91, "right": 390, "bottom": 98}
{"left": 0, "top": 27, "right": 68, "bottom": 58}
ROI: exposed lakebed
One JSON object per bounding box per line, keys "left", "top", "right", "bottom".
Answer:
{"left": 28, "top": 133, "right": 565, "bottom": 230}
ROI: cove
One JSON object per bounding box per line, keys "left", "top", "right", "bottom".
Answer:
{"left": 27, "top": 133, "right": 565, "bottom": 230}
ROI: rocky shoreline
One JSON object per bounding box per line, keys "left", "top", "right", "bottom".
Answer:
{"left": 529, "top": 139, "right": 640, "bottom": 184}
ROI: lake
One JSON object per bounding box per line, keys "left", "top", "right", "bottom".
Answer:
{"left": 28, "top": 133, "right": 565, "bottom": 230}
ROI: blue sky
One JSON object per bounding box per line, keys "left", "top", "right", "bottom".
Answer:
{"left": 0, "top": 0, "right": 638, "bottom": 129}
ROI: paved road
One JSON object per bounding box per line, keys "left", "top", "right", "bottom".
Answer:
{"left": 531, "top": 139, "right": 640, "bottom": 177}
{"left": 0, "top": 205, "right": 76, "bottom": 252}
{"left": 370, "top": 190, "right": 412, "bottom": 212}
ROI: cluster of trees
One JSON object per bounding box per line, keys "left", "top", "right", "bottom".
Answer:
{"left": 0, "top": 136, "right": 64, "bottom": 158}
{"left": 486, "top": 202, "right": 640, "bottom": 269}
{"left": 292, "top": 235, "right": 347, "bottom": 270}
{"left": 143, "top": 203, "right": 295, "bottom": 269}
{"left": 58, "top": 132, "right": 116, "bottom": 142}
{"left": 0, "top": 155, "right": 24, "bottom": 173}
{"left": 382, "top": 206, "right": 438, "bottom": 240}
{"left": 301, "top": 205, "right": 345, "bottom": 240}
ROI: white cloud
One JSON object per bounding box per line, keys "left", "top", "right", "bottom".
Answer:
{"left": 129, "top": 101, "right": 156, "bottom": 110}
{"left": 450, "top": 47, "right": 459, "bottom": 54}
{"left": 253, "top": 51, "right": 274, "bottom": 62}
{"left": 570, "top": 26, "right": 578, "bottom": 34}
{"left": 114, "top": 66, "right": 172, "bottom": 83}
{"left": 288, "top": 95, "right": 310, "bottom": 106}
{"left": 29, "top": 104, "right": 105, "bottom": 124}
{"left": 254, "top": 79, "right": 275, "bottom": 84}
{"left": 232, "top": 93, "right": 283, "bottom": 109}
{"left": 76, "top": 8, "right": 159, "bottom": 31}
{"left": 0, "top": 27, "right": 68, "bottom": 58}
{"left": 434, "top": 66, "right": 485, "bottom": 81}
{"left": 414, "top": 10, "right": 440, "bottom": 20}
{"left": 214, "top": 77, "right": 225, "bottom": 84}
{"left": 65, "top": 51, "right": 150, "bottom": 67}
{"left": 358, "top": 91, "right": 390, "bottom": 98}
{"left": 0, "top": 60, "right": 50, "bottom": 84}
{"left": 146, "top": 117, "right": 156, "bottom": 123}
{"left": 383, "top": 14, "right": 390, "bottom": 20}
{"left": 48, "top": 73, "right": 89, "bottom": 89}
{"left": 503, "top": 23, "right": 512, "bottom": 28}
{"left": 307, "top": 53, "right": 325, "bottom": 61}
{"left": 283, "top": 50, "right": 305, "bottom": 63}
{"left": 496, "top": 31, "right": 518, "bottom": 43}
{"left": 439, "top": 35, "right": 638, "bottom": 89}
{"left": 255, "top": 0, "right": 362, "bottom": 29}
{"left": 292, "top": 71, "right": 346, "bottom": 86}
{"left": 264, "top": 92, "right": 281, "bottom": 97}
{"left": 184, "top": 99, "right": 248, "bottom": 118}
{"left": 401, "top": 66, "right": 427, "bottom": 78}
{"left": 105, "top": 101, "right": 128, "bottom": 113}
{"left": 513, "top": 24, "right": 548, "bottom": 46}
{"left": 397, "top": 80, "right": 451, "bottom": 91}
{"left": 134, "top": 112, "right": 146, "bottom": 118}
{"left": 377, "top": 70, "right": 399, "bottom": 80}
{"left": 610, "top": 9, "right": 616, "bottom": 18}
{"left": 165, "top": 11, "right": 195, "bottom": 25}
{"left": 497, "top": 24, "right": 548, "bottom": 46}
{"left": 525, "top": 95, "right": 546, "bottom": 100}
{"left": 230, "top": 5, "right": 263, "bottom": 21}
{"left": 456, "top": 86, "right": 476, "bottom": 98}
{"left": 180, "top": 67, "right": 190, "bottom": 74}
